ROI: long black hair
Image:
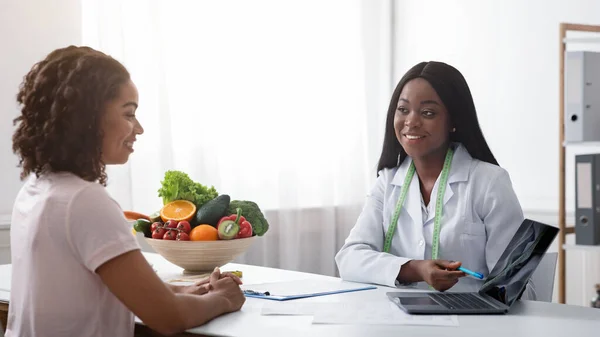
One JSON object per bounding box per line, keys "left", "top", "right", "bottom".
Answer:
{"left": 376, "top": 61, "right": 498, "bottom": 175}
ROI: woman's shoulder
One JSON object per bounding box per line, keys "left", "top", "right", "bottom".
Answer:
{"left": 369, "top": 166, "right": 402, "bottom": 198}
{"left": 377, "top": 166, "right": 400, "bottom": 181}
{"left": 376, "top": 164, "right": 409, "bottom": 189}
{"left": 452, "top": 144, "right": 510, "bottom": 182}
{"left": 470, "top": 159, "right": 509, "bottom": 180}
{"left": 49, "top": 174, "right": 124, "bottom": 225}
{"left": 49, "top": 172, "right": 104, "bottom": 193}
{"left": 34, "top": 172, "right": 113, "bottom": 206}
{"left": 465, "top": 156, "right": 516, "bottom": 196}
{"left": 471, "top": 159, "right": 512, "bottom": 185}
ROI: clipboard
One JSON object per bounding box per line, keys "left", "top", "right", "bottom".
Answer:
{"left": 242, "top": 279, "right": 377, "bottom": 301}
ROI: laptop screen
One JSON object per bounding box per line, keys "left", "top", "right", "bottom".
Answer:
{"left": 479, "top": 219, "right": 558, "bottom": 307}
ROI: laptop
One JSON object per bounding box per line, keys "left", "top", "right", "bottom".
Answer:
{"left": 387, "top": 218, "right": 559, "bottom": 315}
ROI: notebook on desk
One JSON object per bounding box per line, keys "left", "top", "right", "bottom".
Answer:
{"left": 387, "top": 218, "right": 559, "bottom": 315}
{"left": 242, "top": 279, "right": 377, "bottom": 301}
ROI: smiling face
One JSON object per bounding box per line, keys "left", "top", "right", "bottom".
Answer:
{"left": 101, "top": 80, "right": 143, "bottom": 164}
{"left": 393, "top": 78, "right": 452, "bottom": 161}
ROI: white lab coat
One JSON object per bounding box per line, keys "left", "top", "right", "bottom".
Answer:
{"left": 336, "top": 143, "right": 535, "bottom": 299}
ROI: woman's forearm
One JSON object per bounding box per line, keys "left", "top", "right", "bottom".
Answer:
{"left": 174, "top": 292, "right": 228, "bottom": 330}
{"left": 165, "top": 282, "right": 181, "bottom": 293}
{"left": 397, "top": 260, "right": 424, "bottom": 283}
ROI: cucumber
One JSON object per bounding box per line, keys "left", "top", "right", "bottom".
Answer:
{"left": 195, "top": 194, "right": 230, "bottom": 228}
{"left": 133, "top": 219, "right": 152, "bottom": 238}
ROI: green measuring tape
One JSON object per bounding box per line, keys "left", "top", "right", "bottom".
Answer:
{"left": 383, "top": 147, "right": 455, "bottom": 259}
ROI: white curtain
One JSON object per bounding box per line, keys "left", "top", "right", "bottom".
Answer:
{"left": 82, "top": 0, "right": 392, "bottom": 276}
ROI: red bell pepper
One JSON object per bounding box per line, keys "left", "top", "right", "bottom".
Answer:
{"left": 218, "top": 208, "right": 253, "bottom": 239}
{"left": 236, "top": 217, "right": 253, "bottom": 239}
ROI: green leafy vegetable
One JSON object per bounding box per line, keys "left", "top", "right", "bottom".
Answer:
{"left": 157, "top": 170, "right": 218, "bottom": 208}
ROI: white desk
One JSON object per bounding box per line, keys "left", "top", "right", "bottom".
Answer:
{"left": 1, "top": 253, "right": 600, "bottom": 336}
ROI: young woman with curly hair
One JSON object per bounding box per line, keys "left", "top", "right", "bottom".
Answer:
{"left": 7, "top": 46, "right": 245, "bottom": 337}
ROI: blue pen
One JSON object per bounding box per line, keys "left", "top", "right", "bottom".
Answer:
{"left": 458, "top": 266, "right": 484, "bottom": 279}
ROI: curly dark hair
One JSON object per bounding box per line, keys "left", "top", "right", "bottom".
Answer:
{"left": 12, "top": 45, "right": 131, "bottom": 186}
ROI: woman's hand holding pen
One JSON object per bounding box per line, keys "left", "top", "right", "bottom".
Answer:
{"left": 398, "top": 260, "right": 466, "bottom": 291}
{"left": 418, "top": 260, "right": 467, "bottom": 291}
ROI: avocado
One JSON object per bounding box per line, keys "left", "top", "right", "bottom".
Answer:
{"left": 218, "top": 220, "right": 239, "bottom": 240}
{"left": 133, "top": 219, "right": 152, "bottom": 238}
{"left": 195, "top": 194, "right": 230, "bottom": 228}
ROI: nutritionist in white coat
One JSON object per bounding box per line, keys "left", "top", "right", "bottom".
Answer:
{"left": 336, "top": 61, "right": 533, "bottom": 298}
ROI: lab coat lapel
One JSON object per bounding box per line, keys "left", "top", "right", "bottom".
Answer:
{"left": 404, "top": 172, "right": 423, "bottom": 226}
{"left": 391, "top": 144, "right": 472, "bottom": 225}
{"left": 391, "top": 158, "right": 423, "bottom": 226}
{"left": 422, "top": 144, "right": 472, "bottom": 224}
{"left": 442, "top": 144, "right": 471, "bottom": 206}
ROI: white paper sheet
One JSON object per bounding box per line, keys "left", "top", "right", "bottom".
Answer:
{"left": 312, "top": 302, "right": 458, "bottom": 326}
{"left": 261, "top": 302, "right": 336, "bottom": 316}
{"left": 241, "top": 298, "right": 265, "bottom": 313}
{"left": 262, "top": 301, "right": 459, "bottom": 326}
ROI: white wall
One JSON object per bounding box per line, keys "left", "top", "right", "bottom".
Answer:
{"left": 393, "top": 0, "right": 600, "bottom": 306}
{"left": 0, "top": 0, "right": 82, "bottom": 263}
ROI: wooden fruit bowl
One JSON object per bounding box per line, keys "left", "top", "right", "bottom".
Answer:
{"left": 144, "top": 236, "right": 256, "bottom": 274}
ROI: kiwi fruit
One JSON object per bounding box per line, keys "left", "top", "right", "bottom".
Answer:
{"left": 218, "top": 220, "right": 239, "bottom": 240}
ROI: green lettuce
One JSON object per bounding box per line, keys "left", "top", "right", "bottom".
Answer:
{"left": 157, "top": 170, "right": 218, "bottom": 208}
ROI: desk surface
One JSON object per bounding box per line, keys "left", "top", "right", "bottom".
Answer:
{"left": 1, "top": 253, "right": 600, "bottom": 336}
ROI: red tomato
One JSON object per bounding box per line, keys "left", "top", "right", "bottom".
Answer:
{"left": 176, "top": 221, "right": 191, "bottom": 234}
{"left": 176, "top": 232, "right": 190, "bottom": 241}
{"left": 151, "top": 222, "right": 163, "bottom": 232}
{"left": 165, "top": 220, "right": 179, "bottom": 229}
{"left": 152, "top": 228, "right": 166, "bottom": 239}
{"left": 163, "top": 229, "right": 177, "bottom": 240}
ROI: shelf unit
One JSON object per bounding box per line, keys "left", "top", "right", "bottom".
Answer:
{"left": 558, "top": 23, "right": 600, "bottom": 304}
{"left": 563, "top": 244, "right": 600, "bottom": 253}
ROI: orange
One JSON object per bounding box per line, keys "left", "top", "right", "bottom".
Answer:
{"left": 160, "top": 200, "right": 197, "bottom": 222}
{"left": 190, "top": 225, "right": 219, "bottom": 241}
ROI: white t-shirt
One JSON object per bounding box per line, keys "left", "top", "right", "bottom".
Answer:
{"left": 6, "top": 172, "right": 141, "bottom": 337}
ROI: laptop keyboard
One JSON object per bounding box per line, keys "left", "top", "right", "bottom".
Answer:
{"left": 430, "top": 293, "right": 495, "bottom": 310}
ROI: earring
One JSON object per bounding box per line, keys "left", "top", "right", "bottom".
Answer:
{"left": 451, "top": 127, "right": 456, "bottom": 132}
{"left": 397, "top": 153, "right": 401, "bottom": 166}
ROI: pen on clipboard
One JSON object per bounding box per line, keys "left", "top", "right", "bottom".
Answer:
{"left": 458, "top": 266, "right": 484, "bottom": 280}
{"left": 243, "top": 290, "right": 270, "bottom": 296}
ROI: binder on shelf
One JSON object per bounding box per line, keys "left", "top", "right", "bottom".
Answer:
{"left": 575, "top": 154, "right": 600, "bottom": 245}
{"left": 564, "top": 51, "right": 600, "bottom": 143}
